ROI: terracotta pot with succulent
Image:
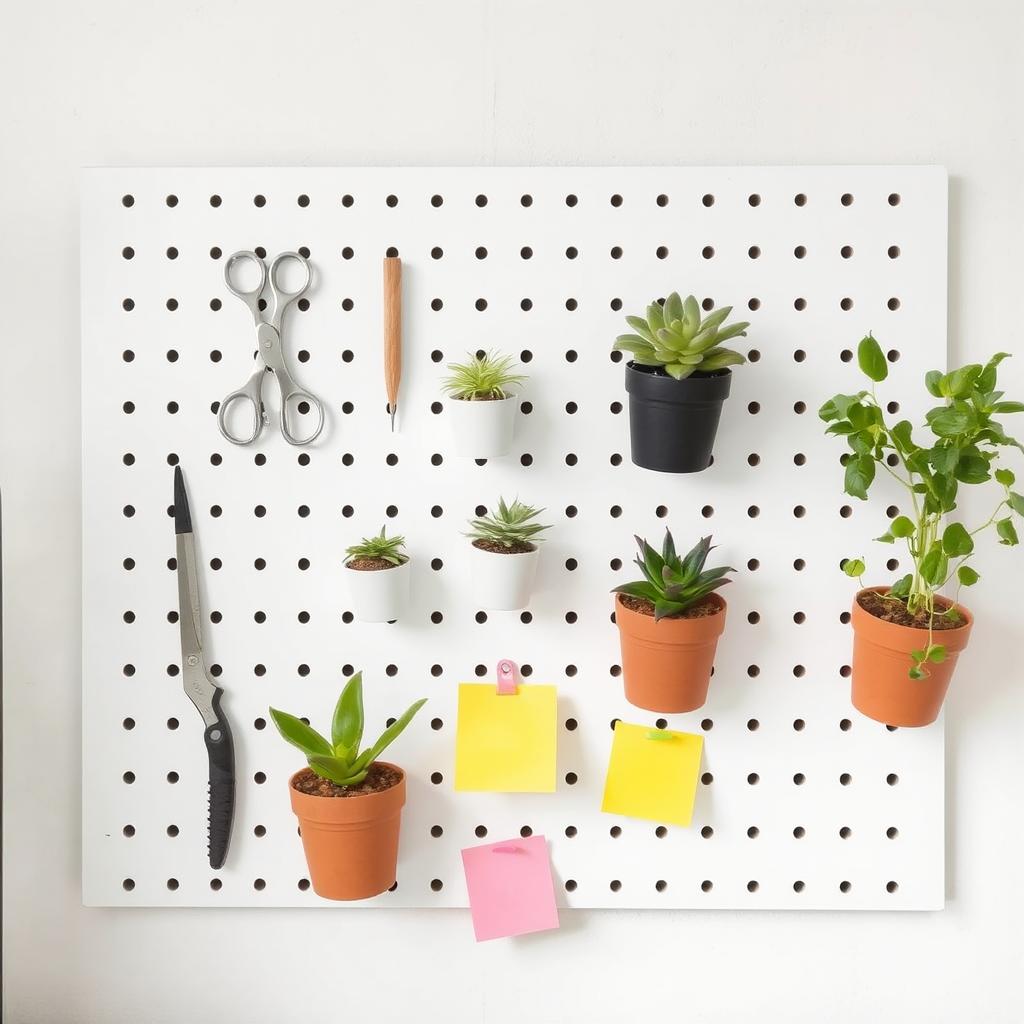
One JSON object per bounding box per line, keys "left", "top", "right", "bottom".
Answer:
{"left": 613, "top": 293, "right": 749, "bottom": 473}
{"left": 467, "top": 497, "right": 551, "bottom": 610}
{"left": 271, "top": 671, "right": 426, "bottom": 901}
{"left": 442, "top": 349, "right": 526, "bottom": 459}
{"left": 612, "top": 531, "right": 734, "bottom": 713}
{"left": 345, "top": 526, "right": 410, "bottom": 623}
{"left": 821, "top": 336, "right": 1023, "bottom": 726}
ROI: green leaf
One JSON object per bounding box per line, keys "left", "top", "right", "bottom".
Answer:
{"left": 927, "top": 645, "right": 947, "bottom": 664}
{"left": 664, "top": 362, "right": 696, "bottom": 380}
{"left": 954, "top": 454, "right": 991, "bottom": 484}
{"left": 331, "top": 671, "right": 364, "bottom": 755}
{"left": 875, "top": 531, "right": 895, "bottom": 544}
{"left": 308, "top": 756, "right": 368, "bottom": 787}
{"left": 890, "top": 516, "right": 916, "bottom": 538}
{"left": 653, "top": 599, "right": 687, "bottom": 621}
{"left": 857, "top": 333, "right": 888, "bottom": 382}
{"left": 995, "top": 468, "right": 1016, "bottom": 486}
{"left": 889, "top": 574, "right": 913, "bottom": 599}
{"left": 926, "top": 406, "right": 973, "bottom": 437}
{"left": 908, "top": 665, "right": 929, "bottom": 680}
{"left": 843, "top": 558, "right": 865, "bottom": 578}
{"left": 268, "top": 708, "right": 333, "bottom": 760}
{"left": 351, "top": 698, "right": 428, "bottom": 773}
{"left": 624, "top": 316, "right": 657, "bottom": 345}
{"left": 991, "top": 402, "right": 1024, "bottom": 414}
{"left": 890, "top": 420, "right": 918, "bottom": 454}
{"left": 997, "top": 517, "right": 1020, "bottom": 545}
{"left": 661, "top": 528, "right": 676, "bottom": 565}
{"left": 1009, "top": 492, "right": 1024, "bottom": 516}
{"left": 612, "top": 581, "right": 660, "bottom": 602}
{"left": 613, "top": 335, "right": 656, "bottom": 356}
{"left": 920, "top": 546, "right": 948, "bottom": 586}
{"left": 844, "top": 454, "right": 875, "bottom": 499}
{"left": 977, "top": 352, "right": 1010, "bottom": 393}
{"left": 927, "top": 446, "right": 959, "bottom": 475}
{"left": 645, "top": 303, "right": 665, "bottom": 331}
{"left": 924, "top": 370, "right": 944, "bottom": 398}
{"left": 944, "top": 364, "right": 982, "bottom": 398}
{"left": 698, "top": 348, "right": 746, "bottom": 372}
{"left": 663, "top": 292, "right": 684, "bottom": 326}
{"left": 957, "top": 565, "right": 980, "bottom": 586}
{"left": 942, "top": 522, "right": 974, "bottom": 557}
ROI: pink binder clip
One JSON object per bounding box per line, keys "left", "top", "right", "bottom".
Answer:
{"left": 491, "top": 844, "right": 522, "bottom": 854}
{"left": 496, "top": 659, "right": 519, "bottom": 696}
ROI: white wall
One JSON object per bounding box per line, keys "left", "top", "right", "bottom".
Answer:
{"left": 2, "top": 0, "right": 1023, "bottom": 1020}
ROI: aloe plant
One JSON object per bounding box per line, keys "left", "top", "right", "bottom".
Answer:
{"left": 613, "top": 292, "right": 749, "bottom": 379}
{"left": 613, "top": 530, "right": 735, "bottom": 620}
{"left": 441, "top": 350, "right": 526, "bottom": 400}
{"left": 345, "top": 526, "right": 408, "bottom": 566}
{"left": 467, "top": 497, "right": 551, "bottom": 548}
{"left": 270, "top": 672, "right": 426, "bottom": 787}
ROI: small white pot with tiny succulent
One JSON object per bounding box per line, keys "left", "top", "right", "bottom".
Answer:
{"left": 442, "top": 349, "right": 526, "bottom": 459}
{"left": 344, "top": 527, "right": 411, "bottom": 623}
{"left": 467, "top": 498, "right": 551, "bottom": 610}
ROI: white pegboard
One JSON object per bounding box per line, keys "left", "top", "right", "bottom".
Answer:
{"left": 81, "top": 166, "right": 947, "bottom": 910}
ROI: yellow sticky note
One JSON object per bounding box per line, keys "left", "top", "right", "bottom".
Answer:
{"left": 455, "top": 683, "right": 557, "bottom": 792}
{"left": 601, "top": 722, "right": 703, "bottom": 826}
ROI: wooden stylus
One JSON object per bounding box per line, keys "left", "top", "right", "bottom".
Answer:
{"left": 383, "top": 256, "right": 402, "bottom": 431}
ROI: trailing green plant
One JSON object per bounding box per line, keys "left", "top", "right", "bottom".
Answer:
{"left": 467, "top": 497, "right": 551, "bottom": 549}
{"left": 441, "top": 349, "right": 526, "bottom": 400}
{"left": 612, "top": 530, "right": 735, "bottom": 620}
{"left": 613, "top": 292, "right": 749, "bottom": 380}
{"left": 821, "top": 335, "right": 1024, "bottom": 677}
{"left": 345, "top": 526, "right": 408, "bottom": 566}
{"left": 270, "top": 671, "right": 426, "bottom": 787}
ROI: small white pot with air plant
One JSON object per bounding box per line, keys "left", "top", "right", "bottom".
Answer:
{"left": 442, "top": 349, "right": 526, "bottom": 459}
{"left": 467, "top": 498, "right": 552, "bottom": 610}
{"left": 344, "top": 527, "right": 411, "bottom": 623}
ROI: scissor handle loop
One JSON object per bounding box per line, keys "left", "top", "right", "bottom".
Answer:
{"left": 217, "top": 373, "right": 266, "bottom": 445}
{"left": 279, "top": 387, "right": 325, "bottom": 446}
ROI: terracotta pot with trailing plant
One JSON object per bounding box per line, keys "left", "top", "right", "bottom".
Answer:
{"left": 442, "top": 349, "right": 526, "bottom": 459}
{"left": 345, "top": 527, "right": 410, "bottom": 623}
{"left": 613, "top": 293, "right": 749, "bottom": 473}
{"left": 821, "top": 336, "right": 1023, "bottom": 727}
{"left": 467, "top": 497, "right": 551, "bottom": 610}
{"left": 612, "top": 530, "right": 734, "bottom": 713}
{"left": 271, "top": 671, "right": 426, "bottom": 900}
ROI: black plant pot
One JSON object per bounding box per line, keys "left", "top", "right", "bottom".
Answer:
{"left": 624, "top": 362, "right": 732, "bottom": 473}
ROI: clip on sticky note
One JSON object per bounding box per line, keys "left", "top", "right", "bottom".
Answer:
{"left": 491, "top": 844, "right": 521, "bottom": 854}
{"left": 496, "top": 659, "right": 518, "bottom": 695}
{"left": 646, "top": 729, "right": 675, "bottom": 741}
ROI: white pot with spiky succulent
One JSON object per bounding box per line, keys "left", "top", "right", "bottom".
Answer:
{"left": 613, "top": 293, "right": 749, "bottom": 473}
{"left": 442, "top": 350, "right": 526, "bottom": 459}
{"left": 467, "top": 498, "right": 551, "bottom": 610}
{"left": 344, "top": 527, "right": 411, "bottom": 623}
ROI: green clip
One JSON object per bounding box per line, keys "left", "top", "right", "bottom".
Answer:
{"left": 646, "top": 729, "right": 674, "bottom": 741}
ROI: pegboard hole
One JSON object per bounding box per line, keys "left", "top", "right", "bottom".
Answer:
{"left": 793, "top": 826, "right": 806, "bottom": 838}
{"left": 840, "top": 881, "right": 852, "bottom": 893}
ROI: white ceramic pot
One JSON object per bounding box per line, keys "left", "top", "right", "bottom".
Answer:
{"left": 446, "top": 395, "right": 517, "bottom": 458}
{"left": 345, "top": 560, "right": 411, "bottom": 622}
{"left": 470, "top": 543, "right": 539, "bottom": 610}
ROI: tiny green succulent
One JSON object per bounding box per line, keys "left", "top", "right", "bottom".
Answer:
{"left": 270, "top": 672, "right": 426, "bottom": 787}
{"left": 613, "top": 292, "right": 749, "bottom": 380}
{"left": 467, "top": 497, "right": 551, "bottom": 548}
{"left": 441, "top": 349, "right": 526, "bottom": 400}
{"left": 613, "top": 530, "right": 735, "bottom": 621}
{"left": 345, "top": 526, "right": 408, "bottom": 566}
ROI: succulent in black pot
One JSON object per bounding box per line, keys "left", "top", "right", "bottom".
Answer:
{"left": 613, "top": 293, "right": 749, "bottom": 473}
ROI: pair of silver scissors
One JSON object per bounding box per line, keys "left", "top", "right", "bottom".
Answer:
{"left": 218, "top": 250, "right": 325, "bottom": 446}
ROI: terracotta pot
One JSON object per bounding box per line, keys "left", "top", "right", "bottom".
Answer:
{"left": 850, "top": 586, "right": 974, "bottom": 727}
{"left": 614, "top": 593, "right": 727, "bottom": 713}
{"left": 288, "top": 763, "right": 406, "bottom": 900}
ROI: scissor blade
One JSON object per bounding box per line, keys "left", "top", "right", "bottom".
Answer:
{"left": 173, "top": 468, "right": 220, "bottom": 726}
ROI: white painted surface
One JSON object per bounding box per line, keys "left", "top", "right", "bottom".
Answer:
{"left": 80, "top": 165, "right": 946, "bottom": 910}
{"left": 3, "top": 0, "right": 1023, "bottom": 1020}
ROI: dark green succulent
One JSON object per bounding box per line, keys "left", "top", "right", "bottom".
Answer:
{"left": 613, "top": 292, "right": 748, "bottom": 379}
{"left": 612, "top": 530, "right": 735, "bottom": 620}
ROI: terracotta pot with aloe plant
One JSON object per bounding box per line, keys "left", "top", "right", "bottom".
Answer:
{"left": 821, "top": 336, "right": 1023, "bottom": 726}
{"left": 271, "top": 672, "right": 426, "bottom": 900}
{"left": 612, "top": 530, "right": 735, "bottom": 713}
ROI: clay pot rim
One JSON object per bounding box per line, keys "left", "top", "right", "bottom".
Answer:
{"left": 289, "top": 761, "right": 405, "bottom": 801}
{"left": 852, "top": 585, "right": 973, "bottom": 642}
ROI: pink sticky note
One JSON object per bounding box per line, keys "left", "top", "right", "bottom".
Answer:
{"left": 461, "top": 835, "right": 560, "bottom": 941}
